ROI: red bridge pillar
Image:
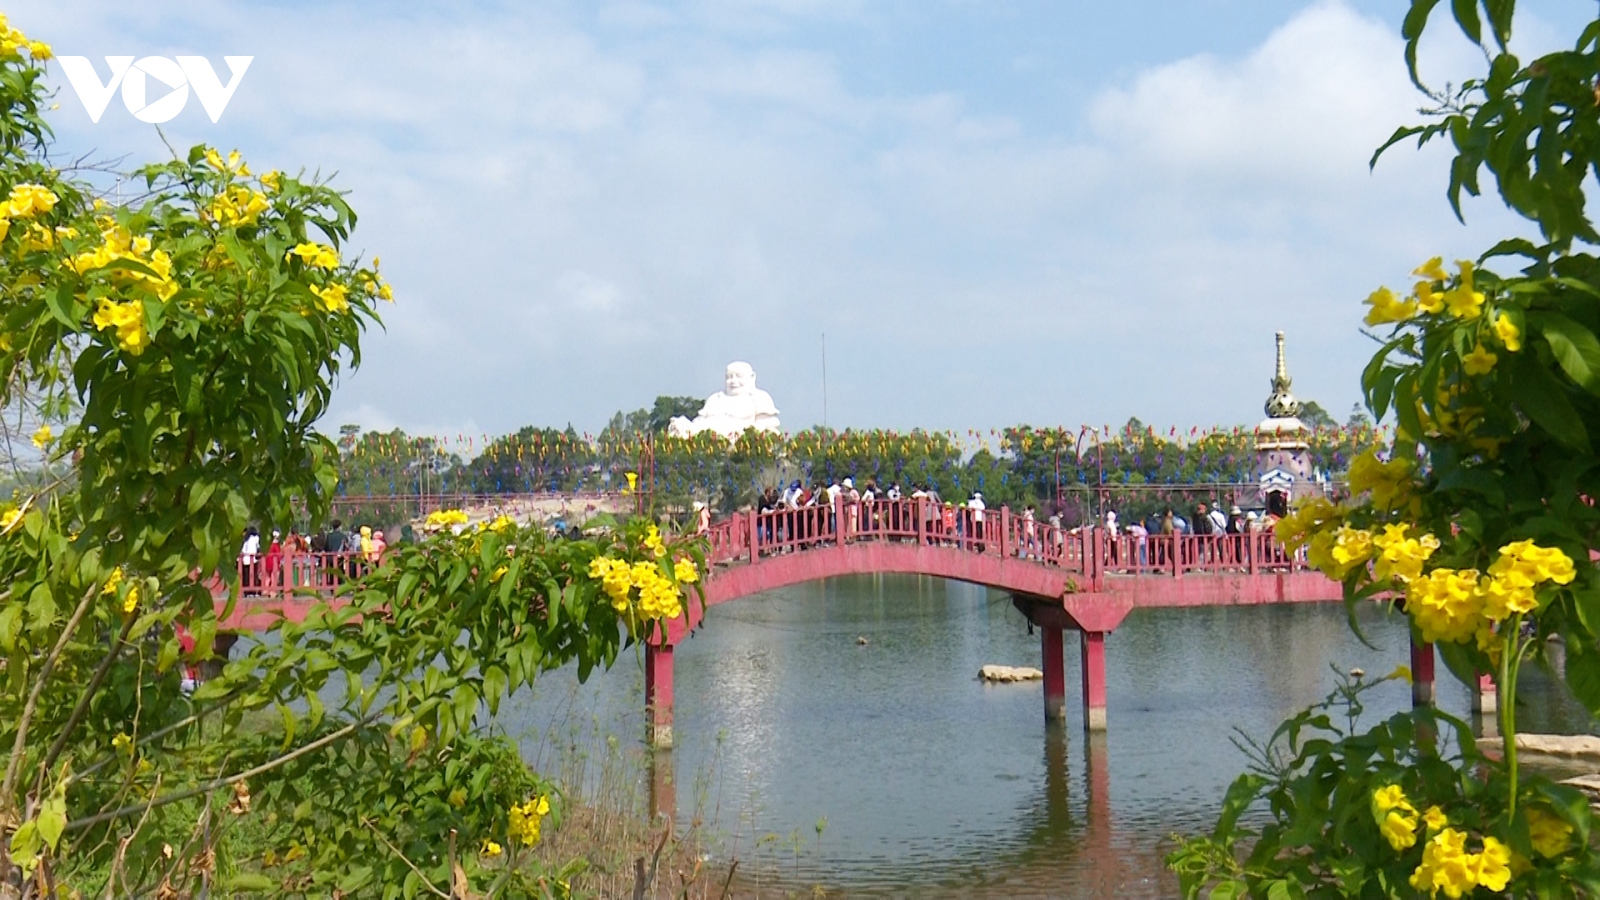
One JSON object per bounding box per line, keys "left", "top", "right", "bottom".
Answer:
{"left": 1081, "top": 631, "right": 1108, "bottom": 731}
{"left": 645, "top": 641, "right": 675, "bottom": 749}
{"left": 1409, "top": 633, "right": 1435, "bottom": 706}
{"left": 1041, "top": 624, "right": 1066, "bottom": 721}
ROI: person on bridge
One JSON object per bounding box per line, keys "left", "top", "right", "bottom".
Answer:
{"left": 264, "top": 529, "right": 283, "bottom": 590}
{"left": 240, "top": 526, "right": 261, "bottom": 596}
{"left": 325, "top": 519, "right": 348, "bottom": 554}
{"left": 968, "top": 492, "right": 986, "bottom": 552}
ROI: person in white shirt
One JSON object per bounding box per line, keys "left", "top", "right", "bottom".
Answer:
{"left": 967, "top": 492, "right": 986, "bottom": 551}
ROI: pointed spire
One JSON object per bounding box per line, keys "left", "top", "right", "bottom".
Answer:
{"left": 1264, "top": 331, "right": 1302, "bottom": 420}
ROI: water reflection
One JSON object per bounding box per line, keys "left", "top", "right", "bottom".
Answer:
{"left": 500, "top": 574, "right": 1596, "bottom": 897}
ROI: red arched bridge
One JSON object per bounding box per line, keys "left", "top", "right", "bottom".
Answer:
{"left": 214, "top": 498, "right": 1460, "bottom": 743}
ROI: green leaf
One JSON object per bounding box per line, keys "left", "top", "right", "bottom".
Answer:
{"left": 1509, "top": 352, "right": 1589, "bottom": 450}
{"left": 1536, "top": 312, "right": 1600, "bottom": 394}
{"left": 36, "top": 796, "right": 65, "bottom": 850}
{"left": 1401, "top": 0, "right": 1445, "bottom": 88}
{"left": 1450, "top": 0, "right": 1482, "bottom": 45}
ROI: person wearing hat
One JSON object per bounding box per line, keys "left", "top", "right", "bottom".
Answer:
{"left": 968, "top": 491, "right": 986, "bottom": 552}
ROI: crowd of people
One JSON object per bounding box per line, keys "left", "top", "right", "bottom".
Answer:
{"left": 237, "top": 519, "right": 406, "bottom": 594}
{"left": 739, "top": 480, "right": 1295, "bottom": 572}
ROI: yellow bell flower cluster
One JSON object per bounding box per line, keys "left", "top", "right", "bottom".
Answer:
{"left": 1347, "top": 449, "right": 1412, "bottom": 511}
{"left": 1306, "top": 525, "right": 1372, "bottom": 581}
{"left": 1409, "top": 828, "right": 1511, "bottom": 897}
{"left": 424, "top": 508, "right": 469, "bottom": 530}
{"left": 1365, "top": 258, "right": 1486, "bottom": 327}
{"left": 1273, "top": 497, "right": 1345, "bottom": 552}
{"left": 287, "top": 241, "right": 340, "bottom": 270}
{"left": 310, "top": 282, "right": 349, "bottom": 314}
{"left": 203, "top": 147, "right": 251, "bottom": 176}
{"left": 587, "top": 555, "right": 685, "bottom": 620}
{"left": 101, "top": 567, "right": 138, "bottom": 614}
{"left": 0, "top": 506, "right": 20, "bottom": 532}
{"left": 478, "top": 514, "right": 516, "bottom": 533}
{"left": 0, "top": 183, "right": 59, "bottom": 244}
{"left": 1406, "top": 540, "right": 1574, "bottom": 644}
{"left": 69, "top": 218, "right": 178, "bottom": 300}
{"left": 673, "top": 556, "right": 698, "bottom": 584}
{"left": 644, "top": 524, "right": 666, "bottom": 558}
{"left": 1371, "top": 786, "right": 1512, "bottom": 896}
{"left": 92, "top": 298, "right": 149, "bottom": 355}
{"left": 30, "top": 424, "right": 51, "bottom": 449}
{"left": 1406, "top": 568, "right": 1484, "bottom": 644}
{"left": 209, "top": 185, "right": 269, "bottom": 227}
{"left": 1371, "top": 784, "right": 1419, "bottom": 851}
{"left": 1371, "top": 524, "right": 1439, "bottom": 583}
{"left": 0, "top": 16, "right": 49, "bottom": 61}
{"left": 17, "top": 222, "right": 78, "bottom": 255}
{"left": 1525, "top": 807, "right": 1574, "bottom": 858}
{"left": 508, "top": 795, "right": 550, "bottom": 846}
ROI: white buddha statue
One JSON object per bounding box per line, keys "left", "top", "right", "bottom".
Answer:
{"left": 668, "top": 361, "right": 781, "bottom": 440}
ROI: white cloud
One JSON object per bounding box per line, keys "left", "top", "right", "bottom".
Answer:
{"left": 10, "top": 0, "right": 1546, "bottom": 437}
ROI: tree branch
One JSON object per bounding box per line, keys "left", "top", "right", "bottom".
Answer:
{"left": 67, "top": 715, "right": 376, "bottom": 832}
{"left": 1, "top": 583, "right": 99, "bottom": 812}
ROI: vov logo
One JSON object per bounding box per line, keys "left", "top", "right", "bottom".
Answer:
{"left": 58, "top": 56, "right": 252, "bottom": 124}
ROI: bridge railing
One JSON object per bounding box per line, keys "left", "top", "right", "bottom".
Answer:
{"left": 227, "top": 550, "right": 374, "bottom": 602}
{"left": 705, "top": 498, "right": 1313, "bottom": 581}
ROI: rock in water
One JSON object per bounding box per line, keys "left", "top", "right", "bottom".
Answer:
{"left": 979, "top": 665, "right": 1044, "bottom": 682}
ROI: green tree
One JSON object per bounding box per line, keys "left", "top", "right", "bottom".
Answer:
{"left": 0, "top": 24, "right": 696, "bottom": 895}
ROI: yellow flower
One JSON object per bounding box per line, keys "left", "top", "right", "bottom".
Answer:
{"left": 508, "top": 796, "right": 550, "bottom": 846}
{"left": 92, "top": 298, "right": 150, "bottom": 355}
{"left": 644, "top": 524, "right": 666, "bottom": 557}
{"left": 25, "top": 41, "right": 50, "bottom": 61}
{"left": 1471, "top": 836, "right": 1512, "bottom": 892}
{"left": 1443, "top": 285, "right": 1485, "bottom": 318}
{"left": 1422, "top": 805, "right": 1448, "bottom": 833}
{"left": 480, "top": 514, "right": 516, "bottom": 533}
{"left": 377, "top": 280, "right": 393, "bottom": 301}
{"left": 479, "top": 839, "right": 502, "bottom": 857}
{"left": 1492, "top": 312, "right": 1521, "bottom": 351}
{"left": 1388, "top": 664, "right": 1413, "bottom": 685}
{"left": 1371, "top": 523, "right": 1439, "bottom": 584}
{"left": 0, "top": 507, "right": 21, "bottom": 532}
{"left": 209, "top": 185, "right": 269, "bottom": 227}
{"left": 1413, "top": 257, "right": 1448, "bottom": 281}
{"left": 1406, "top": 568, "right": 1483, "bottom": 644}
{"left": 1526, "top": 807, "right": 1573, "bottom": 858}
{"left": 674, "top": 557, "right": 699, "bottom": 584}
{"left": 111, "top": 732, "right": 132, "bottom": 753}
{"left": 1414, "top": 280, "right": 1445, "bottom": 314}
{"left": 310, "top": 283, "right": 350, "bottom": 314}
{"left": 1347, "top": 448, "right": 1411, "bottom": 511}
{"left": 1371, "top": 784, "right": 1415, "bottom": 817}
{"left": 448, "top": 788, "right": 467, "bottom": 808}
{"left": 6, "top": 183, "right": 57, "bottom": 218}
{"left": 287, "top": 242, "right": 340, "bottom": 270}
{"left": 1363, "top": 286, "right": 1417, "bottom": 326}
{"left": 1409, "top": 827, "right": 1474, "bottom": 897}
{"left": 1461, "top": 344, "right": 1497, "bottom": 376}
{"left": 123, "top": 582, "right": 139, "bottom": 614}
{"left": 260, "top": 170, "right": 281, "bottom": 192}
{"left": 1492, "top": 539, "right": 1576, "bottom": 586}
{"left": 1379, "top": 809, "right": 1419, "bottom": 851}
{"left": 423, "top": 509, "right": 469, "bottom": 530}
{"left": 30, "top": 424, "right": 51, "bottom": 449}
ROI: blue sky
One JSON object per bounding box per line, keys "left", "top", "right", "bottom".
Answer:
{"left": 11, "top": 1, "right": 1597, "bottom": 438}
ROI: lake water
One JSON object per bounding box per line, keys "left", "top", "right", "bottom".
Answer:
{"left": 498, "top": 574, "right": 1596, "bottom": 898}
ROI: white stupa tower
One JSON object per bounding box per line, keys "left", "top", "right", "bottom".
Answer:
{"left": 1254, "top": 332, "right": 1316, "bottom": 516}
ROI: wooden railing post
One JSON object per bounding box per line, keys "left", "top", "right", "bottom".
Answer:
{"left": 1247, "top": 532, "right": 1259, "bottom": 575}
{"left": 915, "top": 498, "right": 925, "bottom": 545}
{"left": 746, "top": 509, "right": 758, "bottom": 563}
{"left": 999, "top": 507, "right": 1010, "bottom": 558}
{"left": 1171, "top": 534, "right": 1182, "bottom": 578}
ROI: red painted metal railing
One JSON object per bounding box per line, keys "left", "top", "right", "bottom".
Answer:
{"left": 703, "top": 498, "right": 1308, "bottom": 580}
{"left": 218, "top": 500, "right": 1310, "bottom": 607}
